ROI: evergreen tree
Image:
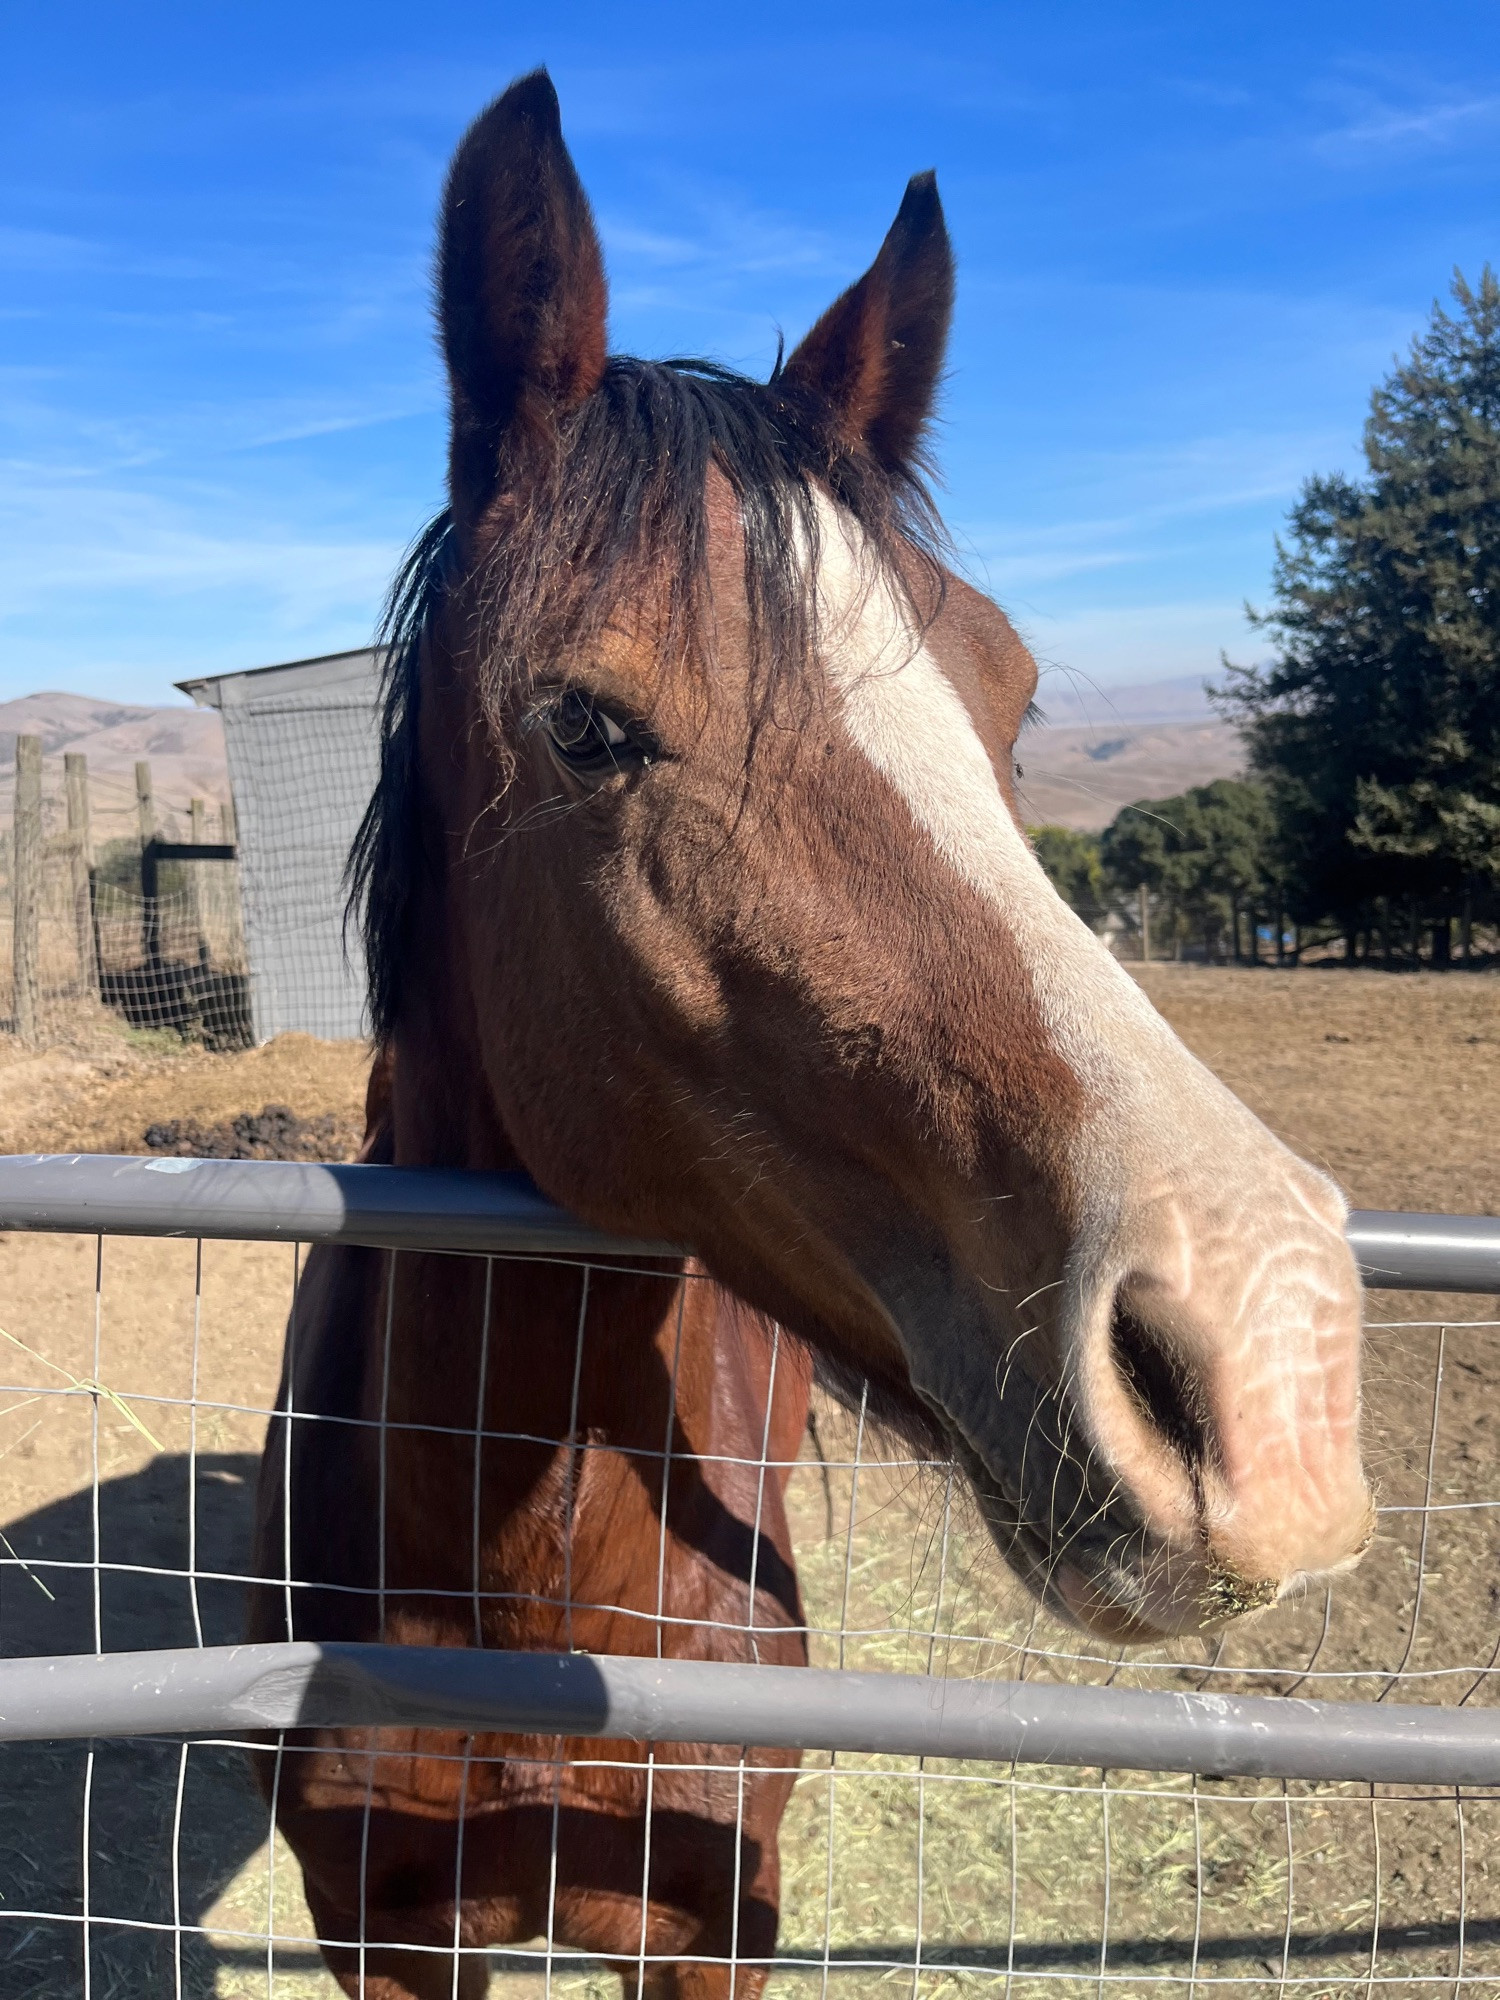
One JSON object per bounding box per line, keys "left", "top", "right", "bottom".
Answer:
{"left": 1100, "top": 780, "right": 1278, "bottom": 959}
{"left": 1217, "top": 269, "right": 1500, "bottom": 957}
{"left": 1029, "top": 825, "right": 1105, "bottom": 922}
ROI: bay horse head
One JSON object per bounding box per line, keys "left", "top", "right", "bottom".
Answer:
{"left": 356, "top": 70, "right": 1372, "bottom": 1645}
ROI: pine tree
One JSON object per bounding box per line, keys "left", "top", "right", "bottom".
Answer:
{"left": 1217, "top": 269, "right": 1500, "bottom": 959}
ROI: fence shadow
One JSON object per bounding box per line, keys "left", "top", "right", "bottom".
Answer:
{"left": 0, "top": 1450, "right": 273, "bottom": 1998}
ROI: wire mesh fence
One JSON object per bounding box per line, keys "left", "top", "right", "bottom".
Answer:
{"left": 0, "top": 863, "right": 252, "bottom": 1052}
{"left": 0, "top": 1168, "right": 1497, "bottom": 1996}
{"left": 0, "top": 736, "right": 253, "bottom": 1052}
{"left": 3, "top": 689, "right": 381, "bottom": 1053}
{"left": 212, "top": 691, "right": 377, "bottom": 1046}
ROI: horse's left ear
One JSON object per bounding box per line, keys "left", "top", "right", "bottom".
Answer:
{"left": 438, "top": 70, "right": 608, "bottom": 524}
{"left": 781, "top": 172, "right": 953, "bottom": 471}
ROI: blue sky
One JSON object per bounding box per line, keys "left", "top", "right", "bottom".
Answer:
{"left": 3, "top": 1, "right": 1498, "bottom": 706}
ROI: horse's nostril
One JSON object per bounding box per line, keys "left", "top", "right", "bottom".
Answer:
{"left": 1109, "top": 1301, "right": 1209, "bottom": 1470}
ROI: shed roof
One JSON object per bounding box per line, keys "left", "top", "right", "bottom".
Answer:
{"left": 176, "top": 646, "right": 385, "bottom": 710}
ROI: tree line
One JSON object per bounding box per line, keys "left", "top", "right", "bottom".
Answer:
{"left": 1032, "top": 270, "right": 1500, "bottom": 968}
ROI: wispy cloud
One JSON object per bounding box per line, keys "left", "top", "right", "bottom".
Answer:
{"left": 597, "top": 193, "right": 840, "bottom": 361}
{"left": 951, "top": 426, "right": 1347, "bottom": 600}
{"left": 600, "top": 195, "right": 836, "bottom": 291}
{"left": 1312, "top": 82, "right": 1500, "bottom": 159}
{"left": 0, "top": 366, "right": 439, "bottom": 465}
{"left": 0, "top": 470, "right": 404, "bottom": 694}
{"left": 599, "top": 222, "right": 704, "bottom": 267}
{"left": 0, "top": 501, "right": 392, "bottom": 608}
{"left": 239, "top": 395, "right": 439, "bottom": 449}
{"left": 0, "top": 224, "right": 222, "bottom": 283}
{"left": 0, "top": 225, "right": 98, "bottom": 273}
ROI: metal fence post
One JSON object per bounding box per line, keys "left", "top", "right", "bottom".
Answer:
{"left": 135, "top": 761, "right": 162, "bottom": 978}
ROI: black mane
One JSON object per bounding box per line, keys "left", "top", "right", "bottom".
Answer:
{"left": 348, "top": 354, "right": 945, "bottom": 1044}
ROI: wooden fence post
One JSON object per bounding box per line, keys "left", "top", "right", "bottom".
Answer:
{"left": 187, "top": 796, "right": 208, "bottom": 964}
{"left": 1138, "top": 882, "right": 1151, "bottom": 964}
{"left": 64, "top": 752, "right": 97, "bottom": 998}
{"left": 135, "top": 760, "right": 156, "bottom": 846}
{"left": 135, "top": 759, "right": 158, "bottom": 972}
{"left": 13, "top": 736, "right": 42, "bottom": 1045}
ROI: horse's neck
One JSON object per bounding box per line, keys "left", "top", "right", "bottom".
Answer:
{"left": 384, "top": 903, "right": 520, "bottom": 1171}
{"left": 373, "top": 713, "right": 804, "bottom": 1481}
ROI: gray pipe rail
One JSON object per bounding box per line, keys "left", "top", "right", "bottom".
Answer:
{"left": 0, "top": 1154, "right": 1494, "bottom": 1291}
{"left": 0, "top": 1153, "right": 676, "bottom": 1261}
{"left": 1, "top": 1642, "right": 1498, "bottom": 1784}
{"left": 1343, "top": 1208, "right": 1500, "bottom": 1294}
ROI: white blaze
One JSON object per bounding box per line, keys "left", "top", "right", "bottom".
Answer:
{"left": 812, "top": 500, "right": 1360, "bottom": 1558}
{"left": 812, "top": 500, "right": 1236, "bottom": 1162}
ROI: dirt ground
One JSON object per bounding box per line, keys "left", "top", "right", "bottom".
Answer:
{"left": 0, "top": 1026, "right": 369, "bottom": 1161}
{"left": 3, "top": 963, "right": 1492, "bottom": 1211}
{"left": 0, "top": 968, "right": 1496, "bottom": 1999}
{"left": 1135, "top": 964, "right": 1500, "bottom": 1218}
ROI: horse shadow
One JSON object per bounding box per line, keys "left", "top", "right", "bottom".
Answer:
{"left": 0, "top": 1450, "right": 325, "bottom": 1997}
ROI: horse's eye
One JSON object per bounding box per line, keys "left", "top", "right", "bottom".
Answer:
{"left": 538, "top": 691, "right": 653, "bottom": 780}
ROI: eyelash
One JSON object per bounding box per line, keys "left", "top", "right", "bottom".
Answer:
{"left": 533, "top": 690, "right": 657, "bottom": 779}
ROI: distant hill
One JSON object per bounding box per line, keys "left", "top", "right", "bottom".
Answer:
{"left": 0, "top": 693, "right": 229, "bottom": 846}
{"left": 1016, "top": 673, "right": 1242, "bottom": 830}
{"left": 0, "top": 673, "right": 1243, "bottom": 845}
{"left": 1031, "top": 671, "right": 1215, "bottom": 728}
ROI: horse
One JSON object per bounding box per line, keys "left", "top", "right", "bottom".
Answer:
{"left": 250, "top": 67, "right": 1374, "bottom": 2000}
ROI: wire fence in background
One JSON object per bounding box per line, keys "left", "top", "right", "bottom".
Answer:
{"left": 0, "top": 864, "right": 252, "bottom": 1053}
{"left": 0, "top": 735, "right": 253, "bottom": 1052}
{"left": 0, "top": 1164, "right": 1497, "bottom": 1995}
{"left": 0, "top": 716, "right": 377, "bottom": 1054}
{"left": 211, "top": 690, "right": 377, "bottom": 1046}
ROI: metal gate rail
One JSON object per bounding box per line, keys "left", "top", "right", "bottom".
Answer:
{"left": 0, "top": 1152, "right": 1497, "bottom": 1291}
{"left": 0, "top": 1150, "right": 1496, "bottom": 1786}
{"left": 0, "top": 1642, "right": 1499, "bottom": 1784}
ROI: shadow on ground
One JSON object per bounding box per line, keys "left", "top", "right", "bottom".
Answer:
{"left": 0, "top": 1451, "right": 277, "bottom": 1998}
{"left": 3, "top": 1453, "right": 1498, "bottom": 1997}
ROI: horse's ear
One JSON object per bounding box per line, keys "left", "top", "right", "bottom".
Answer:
{"left": 438, "top": 70, "right": 608, "bottom": 523}
{"left": 781, "top": 172, "right": 953, "bottom": 471}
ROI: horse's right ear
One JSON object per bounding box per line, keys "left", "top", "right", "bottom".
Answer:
{"left": 438, "top": 71, "right": 608, "bottom": 525}
{"left": 781, "top": 172, "right": 952, "bottom": 473}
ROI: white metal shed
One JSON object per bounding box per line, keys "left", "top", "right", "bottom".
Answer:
{"left": 177, "top": 647, "right": 384, "bottom": 1044}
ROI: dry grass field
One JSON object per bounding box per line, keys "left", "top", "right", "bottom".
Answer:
{"left": 0, "top": 966, "right": 1496, "bottom": 1999}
